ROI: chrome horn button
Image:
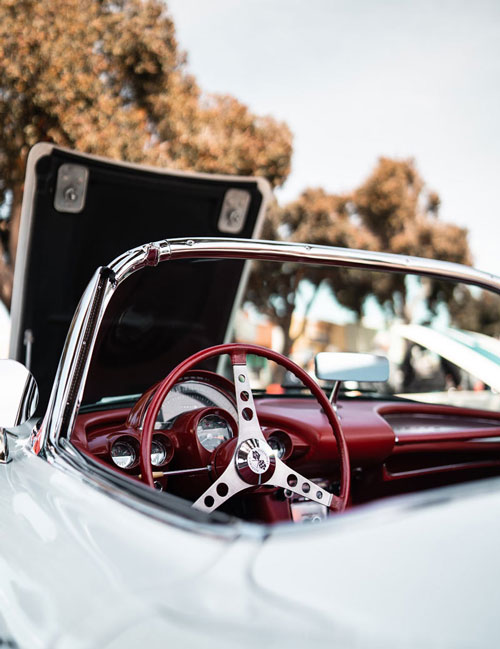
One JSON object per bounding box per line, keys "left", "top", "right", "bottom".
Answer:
{"left": 235, "top": 438, "right": 276, "bottom": 485}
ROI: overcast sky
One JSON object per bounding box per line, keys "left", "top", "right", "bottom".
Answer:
{"left": 167, "top": 0, "right": 500, "bottom": 275}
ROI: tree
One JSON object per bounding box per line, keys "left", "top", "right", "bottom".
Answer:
{"left": 353, "top": 157, "right": 471, "bottom": 265}
{"left": 0, "top": 0, "right": 292, "bottom": 306}
{"left": 352, "top": 157, "right": 472, "bottom": 320}
{"left": 245, "top": 190, "right": 379, "bottom": 357}
{"left": 245, "top": 158, "right": 474, "bottom": 357}
{"left": 447, "top": 285, "right": 500, "bottom": 337}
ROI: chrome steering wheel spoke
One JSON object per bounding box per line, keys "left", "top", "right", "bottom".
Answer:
{"left": 194, "top": 352, "right": 269, "bottom": 510}
{"left": 230, "top": 354, "right": 267, "bottom": 444}
{"left": 264, "top": 457, "right": 342, "bottom": 512}
{"left": 192, "top": 462, "right": 248, "bottom": 513}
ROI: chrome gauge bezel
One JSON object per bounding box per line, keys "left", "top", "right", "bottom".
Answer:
{"left": 265, "top": 430, "right": 292, "bottom": 461}
{"left": 155, "top": 372, "right": 238, "bottom": 431}
{"left": 110, "top": 434, "right": 173, "bottom": 470}
{"left": 195, "top": 411, "right": 235, "bottom": 452}
{"left": 151, "top": 439, "right": 167, "bottom": 466}
{"left": 267, "top": 435, "right": 286, "bottom": 459}
{"left": 110, "top": 437, "right": 139, "bottom": 470}
{"left": 150, "top": 434, "right": 174, "bottom": 467}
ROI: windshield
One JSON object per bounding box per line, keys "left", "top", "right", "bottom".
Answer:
{"left": 83, "top": 257, "right": 500, "bottom": 412}
{"left": 231, "top": 261, "right": 500, "bottom": 410}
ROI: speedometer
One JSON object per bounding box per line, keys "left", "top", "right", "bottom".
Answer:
{"left": 196, "top": 414, "right": 233, "bottom": 451}
{"left": 156, "top": 378, "right": 238, "bottom": 428}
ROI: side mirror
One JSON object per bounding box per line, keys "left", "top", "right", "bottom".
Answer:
{"left": 0, "top": 360, "right": 39, "bottom": 464}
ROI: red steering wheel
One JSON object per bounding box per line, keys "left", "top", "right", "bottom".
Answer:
{"left": 140, "top": 343, "right": 351, "bottom": 513}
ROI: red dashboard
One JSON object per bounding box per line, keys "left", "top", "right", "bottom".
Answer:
{"left": 71, "top": 381, "right": 500, "bottom": 522}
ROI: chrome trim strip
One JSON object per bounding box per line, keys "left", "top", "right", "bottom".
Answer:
{"left": 383, "top": 459, "right": 500, "bottom": 481}
{"left": 165, "top": 239, "right": 500, "bottom": 293}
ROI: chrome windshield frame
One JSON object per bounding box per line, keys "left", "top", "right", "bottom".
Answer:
{"left": 38, "top": 236, "right": 500, "bottom": 455}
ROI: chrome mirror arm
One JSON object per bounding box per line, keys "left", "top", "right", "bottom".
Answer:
{"left": 328, "top": 381, "right": 341, "bottom": 407}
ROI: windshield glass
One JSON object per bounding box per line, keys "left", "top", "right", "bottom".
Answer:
{"left": 231, "top": 261, "right": 500, "bottom": 410}
{"left": 83, "top": 257, "right": 500, "bottom": 411}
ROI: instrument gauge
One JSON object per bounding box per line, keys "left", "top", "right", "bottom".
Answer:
{"left": 151, "top": 439, "right": 167, "bottom": 466}
{"left": 196, "top": 414, "right": 233, "bottom": 452}
{"left": 111, "top": 439, "right": 137, "bottom": 469}
{"left": 268, "top": 436, "right": 286, "bottom": 459}
{"left": 156, "top": 379, "right": 237, "bottom": 428}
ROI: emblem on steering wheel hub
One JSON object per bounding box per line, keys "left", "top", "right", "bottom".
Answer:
{"left": 235, "top": 438, "right": 276, "bottom": 485}
{"left": 248, "top": 447, "right": 270, "bottom": 474}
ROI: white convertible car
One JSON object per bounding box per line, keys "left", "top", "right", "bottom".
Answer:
{"left": 2, "top": 145, "right": 500, "bottom": 648}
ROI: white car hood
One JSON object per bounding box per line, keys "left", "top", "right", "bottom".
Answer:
{"left": 3, "top": 440, "right": 500, "bottom": 649}
{"left": 253, "top": 480, "right": 500, "bottom": 649}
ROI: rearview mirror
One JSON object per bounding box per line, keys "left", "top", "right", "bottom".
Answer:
{"left": 0, "top": 359, "right": 39, "bottom": 464}
{"left": 315, "top": 352, "right": 389, "bottom": 383}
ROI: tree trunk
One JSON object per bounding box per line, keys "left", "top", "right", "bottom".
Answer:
{"left": 9, "top": 182, "right": 23, "bottom": 267}
{"left": 0, "top": 255, "right": 13, "bottom": 311}
{"left": 0, "top": 182, "right": 23, "bottom": 310}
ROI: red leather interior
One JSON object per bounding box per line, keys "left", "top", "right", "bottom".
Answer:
{"left": 72, "top": 391, "right": 500, "bottom": 522}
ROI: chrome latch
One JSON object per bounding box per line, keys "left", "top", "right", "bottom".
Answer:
{"left": 54, "top": 163, "right": 89, "bottom": 213}
{"left": 218, "top": 189, "right": 251, "bottom": 234}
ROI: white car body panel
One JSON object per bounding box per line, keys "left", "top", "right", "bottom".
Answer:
{"left": 255, "top": 482, "right": 500, "bottom": 648}
{"left": 2, "top": 428, "right": 500, "bottom": 648}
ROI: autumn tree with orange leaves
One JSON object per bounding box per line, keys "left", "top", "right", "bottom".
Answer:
{"left": 245, "top": 158, "right": 474, "bottom": 357}
{"left": 0, "top": 0, "right": 478, "bottom": 349}
{"left": 0, "top": 0, "right": 292, "bottom": 306}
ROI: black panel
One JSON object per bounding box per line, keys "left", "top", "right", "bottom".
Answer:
{"left": 83, "top": 259, "right": 243, "bottom": 404}
{"left": 14, "top": 147, "right": 264, "bottom": 409}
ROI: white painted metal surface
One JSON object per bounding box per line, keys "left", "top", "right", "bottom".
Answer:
{"left": 2, "top": 428, "right": 500, "bottom": 648}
